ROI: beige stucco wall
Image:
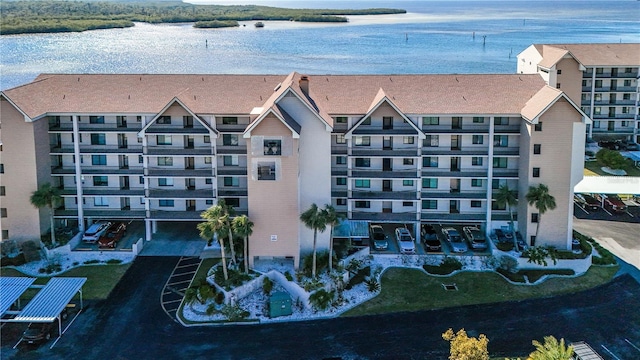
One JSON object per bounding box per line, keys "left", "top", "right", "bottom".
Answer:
{"left": 555, "top": 57, "right": 584, "bottom": 107}
{"left": 0, "top": 99, "right": 51, "bottom": 242}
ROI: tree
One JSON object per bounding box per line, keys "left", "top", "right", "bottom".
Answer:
{"left": 525, "top": 184, "right": 556, "bottom": 244}
{"left": 198, "top": 205, "right": 230, "bottom": 281}
{"left": 232, "top": 214, "right": 253, "bottom": 274}
{"left": 323, "top": 204, "right": 343, "bottom": 272}
{"left": 30, "top": 183, "right": 62, "bottom": 247}
{"left": 217, "top": 199, "right": 238, "bottom": 265}
{"left": 528, "top": 336, "right": 574, "bottom": 360}
{"left": 494, "top": 184, "right": 518, "bottom": 249}
{"left": 300, "top": 203, "right": 328, "bottom": 278}
{"left": 442, "top": 328, "right": 489, "bottom": 360}
{"left": 596, "top": 148, "right": 627, "bottom": 170}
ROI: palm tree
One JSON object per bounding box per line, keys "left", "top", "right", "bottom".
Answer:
{"left": 525, "top": 184, "right": 556, "bottom": 245}
{"left": 494, "top": 185, "right": 518, "bottom": 249}
{"left": 217, "top": 199, "right": 238, "bottom": 265}
{"left": 198, "top": 205, "right": 230, "bottom": 281}
{"left": 300, "top": 203, "right": 328, "bottom": 278}
{"left": 324, "top": 204, "right": 344, "bottom": 272}
{"left": 528, "top": 336, "right": 573, "bottom": 360}
{"left": 232, "top": 215, "right": 253, "bottom": 274}
{"left": 30, "top": 183, "right": 62, "bottom": 247}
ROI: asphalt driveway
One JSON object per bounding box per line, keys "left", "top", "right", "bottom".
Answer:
{"left": 4, "top": 256, "right": 640, "bottom": 360}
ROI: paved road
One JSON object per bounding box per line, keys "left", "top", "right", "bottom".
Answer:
{"left": 4, "top": 256, "right": 640, "bottom": 360}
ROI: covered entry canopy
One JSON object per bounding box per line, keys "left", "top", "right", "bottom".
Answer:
{"left": 13, "top": 277, "right": 86, "bottom": 323}
{"left": 0, "top": 277, "right": 36, "bottom": 318}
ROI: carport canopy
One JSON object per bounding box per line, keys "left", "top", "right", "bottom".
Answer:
{"left": 12, "top": 277, "right": 86, "bottom": 323}
{"left": 0, "top": 277, "right": 36, "bottom": 318}
{"left": 333, "top": 220, "right": 369, "bottom": 239}
{"left": 574, "top": 176, "right": 640, "bottom": 194}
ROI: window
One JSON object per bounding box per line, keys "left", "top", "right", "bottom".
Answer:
{"left": 257, "top": 161, "right": 276, "bottom": 181}
{"left": 624, "top": 79, "right": 631, "bottom": 87}
{"left": 422, "top": 178, "right": 438, "bottom": 189}
{"left": 493, "top": 157, "right": 508, "bottom": 168}
{"left": 533, "top": 144, "right": 541, "bottom": 154}
{"left": 1, "top": 208, "right": 7, "bottom": 218}
{"left": 361, "top": 118, "right": 371, "bottom": 125}
{"left": 534, "top": 122, "right": 542, "bottom": 132}
{"left": 137, "top": 116, "right": 142, "bottom": 122}
{"left": 94, "top": 197, "right": 109, "bottom": 207}
{"left": 91, "top": 134, "right": 106, "bottom": 145}
{"left": 403, "top": 136, "right": 415, "bottom": 144}
{"left": 622, "top": 107, "right": 630, "bottom": 114}
{"left": 423, "top": 135, "right": 438, "bottom": 147}
{"left": 593, "top": 121, "right": 601, "bottom": 128}
{"left": 139, "top": 155, "right": 144, "bottom": 164}
{"left": 354, "top": 158, "right": 370, "bottom": 167}
{"left": 492, "top": 179, "right": 501, "bottom": 190}
{"left": 403, "top": 180, "right": 414, "bottom": 186}
{"left": 471, "top": 179, "right": 482, "bottom": 187}
{"left": 472, "top": 135, "right": 484, "bottom": 144}
{"left": 89, "top": 116, "right": 104, "bottom": 124}
{"left": 335, "top": 116, "right": 347, "bottom": 124}
{"left": 472, "top": 116, "right": 485, "bottom": 123}
{"left": 581, "top": 94, "right": 588, "bottom": 101}
{"left": 336, "top": 199, "right": 347, "bottom": 206}
{"left": 596, "top": 68, "right": 603, "bottom": 74}
{"left": 206, "top": 200, "right": 214, "bottom": 205}
{"left": 336, "top": 177, "right": 347, "bottom": 186}
{"left": 139, "top": 176, "right": 144, "bottom": 184}
{"left": 532, "top": 167, "right": 540, "bottom": 178}
{"left": 93, "top": 176, "right": 108, "bottom": 186}
{"left": 493, "top": 135, "right": 508, "bottom": 147}
{"left": 556, "top": 83, "right": 561, "bottom": 89}
{"left": 222, "top": 134, "right": 238, "bottom": 146}
{"left": 204, "top": 136, "right": 211, "bottom": 143}
{"left": 263, "top": 140, "right": 282, "bottom": 156}
{"left": 335, "top": 134, "right": 346, "bottom": 144}
{"left": 336, "top": 156, "right": 347, "bottom": 165}
{"left": 354, "top": 201, "right": 370, "bottom": 208}
{"left": 157, "top": 135, "right": 172, "bottom": 145}
{"left": 0, "top": 186, "right": 5, "bottom": 196}
{"left": 403, "top": 158, "right": 414, "bottom": 165}
{"left": 222, "top": 117, "right": 238, "bottom": 124}
{"left": 1, "top": 230, "right": 8, "bottom": 239}
{"left": 223, "top": 155, "right": 238, "bottom": 166}
{"left": 623, "top": 93, "right": 631, "bottom": 100}
{"left": 206, "top": 178, "right": 213, "bottom": 185}
{"left": 224, "top": 177, "right": 239, "bottom": 187}
{"left": 91, "top": 155, "right": 107, "bottom": 165}
{"left": 595, "top": 80, "right": 602, "bottom": 88}
{"left": 594, "top": 107, "right": 601, "bottom": 115}
{"left": 595, "top": 94, "right": 602, "bottom": 101}
{"left": 422, "top": 116, "right": 439, "bottom": 125}
{"left": 472, "top": 157, "right": 483, "bottom": 166}
{"left": 157, "top": 116, "right": 171, "bottom": 125}
{"left": 226, "top": 198, "right": 240, "bottom": 207}
{"left": 158, "top": 157, "right": 173, "bottom": 166}
{"left": 556, "top": 69, "right": 562, "bottom": 75}
{"left": 492, "top": 201, "right": 506, "bottom": 210}
{"left": 159, "top": 199, "right": 174, "bottom": 207}
{"left": 531, "top": 213, "right": 539, "bottom": 223}
{"left": 422, "top": 200, "right": 437, "bottom": 209}
{"left": 470, "top": 200, "right": 482, "bottom": 208}
{"left": 354, "top": 136, "right": 370, "bottom": 146}
{"left": 625, "top": 67, "right": 632, "bottom": 73}
{"left": 204, "top": 157, "right": 212, "bottom": 164}
{"left": 158, "top": 178, "right": 173, "bottom": 186}
{"left": 494, "top": 117, "right": 509, "bottom": 126}
{"left": 422, "top": 157, "right": 438, "bottom": 168}
{"left": 582, "top": 80, "right": 587, "bottom": 87}
{"left": 355, "top": 179, "right": 370, "bottom": 188}
{"left": 402, "top": 201, "right": 412, "bottom": 207}
{"left": 383, "top": 116, "right": 394, "bottom": 129}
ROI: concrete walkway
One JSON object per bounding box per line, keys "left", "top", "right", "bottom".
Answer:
{"left": 139, "top": 239, "right": 207, "bottom": 257}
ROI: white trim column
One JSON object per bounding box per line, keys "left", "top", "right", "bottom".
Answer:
{"left": 485, "top": 116, "right": 495, "bottom": 232}
{"left": 72, "top": 115, "right": 84, "bottom": 232}
{"left": 588, "top": 68, "right": 596, "bottom": 139}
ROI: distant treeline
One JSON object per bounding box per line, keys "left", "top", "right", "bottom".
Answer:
{"left": 0, "top": 1, "right": 406, "bottom": 35}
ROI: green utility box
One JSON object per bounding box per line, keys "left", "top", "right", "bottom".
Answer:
{"left": 269, "top": 291, "right": 292, "bottom": 318}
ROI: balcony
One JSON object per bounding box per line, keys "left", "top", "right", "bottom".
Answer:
{"left": 148, "top": 188, "right": 214, "bottom": 198}
{"left": 492, "top": 147, "right": 520, "bottom": 156}
{"left": 492, "top": 169, "right": 518, "bottom": 178}
{"left": 76, "top": 124, "right": 141, "bottom": 132}
{"left": 61, "top": 187, "right": 145, "bottom": 196}
{"left": 423, "top": 126, "right": 489, "bottom": 134}
{"left": 351, "top": 169, "right": 418, "bottom": 179}
{"left": 422, "top": 148, "right": 488, "bottom": 156}
{"left": 421, "top": 169, "right": 488, "bottom": 178}
{"left": 146, "top": 147, "right": 213, "bottom": 156}
{"left": 351, "top": 211, "right": 418, "bottom": 222}
{"left": 592, "top": 113, "right": 636, "bottom": 120}
{"left": 215, "top": 124, "right": 247, "bottom": 133}
{"left": 493, "top": 125, "right": 520, "bottom": 134}
{"left": 331, "top": 167, "right": 348, "bottom": 176}
{"left": 420, "top": 191, "right": 486, "bottom": 199}
{"left": 50, "top": 146, "right": 143, "bottom": 154}
{"left": 147, "top": 168, "right": 213, "bottom": 177}
{"left": 331, "top": 190, "right": 348, "bottom": 198}
{"left": 420, "top": 212, "right": 486, "bottom": 222}
{"left": 73, "top": 166, "right": 143, "bottom": 175}
{"left": 217, "top": 188, "right": 248, "bottom": 197}
{"left": 216, "top": 145, "right": 247, "bottom": 155}
{"left": 145, "top": 126, "right": 209, "bottom": 134}
{"left": 149, "top": 210, "right": 203, "bottom": 220}
{"left": 352, "top": 126, "right": 418, "bottom": 135}
{"left": 217, "top": 166, "right": 247, "bottom": 176}
{"left": 350, "top": 148, "right": 419, "bottom": 157}
{"left": 350, "top": 190, "right": 418, "bottom": 200}
{"left": 54, "top": 209, "right": 146, "bottom": 218}
{"left": 331, "top": 146, "right": 348, "bottom": 154}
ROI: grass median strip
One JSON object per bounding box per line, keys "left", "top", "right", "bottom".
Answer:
{"left": 343, "top": 265, "right": 618, "bottom": 317}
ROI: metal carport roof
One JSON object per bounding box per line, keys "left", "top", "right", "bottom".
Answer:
{"left": 574, "top": 176, "right": 640, "bottom": 194}
{"left": 0, "top": 277, "right": 36, "bottom": 317}
{"left": 13, "top": 277, "right": 86, "bottom": 323}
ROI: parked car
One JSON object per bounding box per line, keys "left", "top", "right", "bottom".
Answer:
{"left": 21, "top": 309, "right": 67, "bottom": 345}
{"left": 598, "top": 140, "right": 623, "bottom": 150}
{"left": 494, "top": 228, "right": 513, "bottom": 242}
{"left": 624, "top": 141, "right": 639, "bottom": 151}
{"left": 395, "top": 227, "right": 415, "bottom": 254}
{"left": 421, "top": 224, "right": 442, "bottom": 252}
{"left": 369, "top": 225, "right": 388, "bottom": 251}
{"left": 442, "top": 227, "right": 467, "bottom": 253}
{"left": 462, "top": 226, "right": 487, "bottom": 250}
{"left": 98, "top": 222, "right": 126, "bottom": 248}
{"left": 594, "top": 193, "right": 627, "bottom": 213}
{"left": 82, "top": 221, "right": 111, "bottom": 242}
{"left": 574, "top": 193, "right": 600, "bottom": 211}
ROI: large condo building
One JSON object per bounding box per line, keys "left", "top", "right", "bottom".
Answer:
{"left": 1, "top": 72, "right": 587, "bottom": 267}
{"left": 517, "top": 43, "right": 640, "bottom": 142}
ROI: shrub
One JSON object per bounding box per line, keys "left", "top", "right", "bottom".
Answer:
{"left": 215, "top": 292, "right": 225, "bottom": 305}
{"left": 423, "top": 257, "right": 462, "bottom": 275}
{"left": 301, "top": 251, "right": 332, "bottom": 277}
{"left": 262, "top": 277, "right": 273, "bottom": 295}
{"left": 0, "top": 253, "right": 26, "bottom": 267}
{"left": 365, "top": 278, "right": 380, "bottom": 292}
{"left": 498, "top": 256, "right": 519, "bottom": 273}
{"left": 72, "top": 261, "right": 79, "bottom": 266}
{"left": 221, "top": 304, "right": 249, "bottom": 321}
{"left": 284, "top": 271, "right": 293, "bottom": 281}
{"left": 345, "top": 258, "right": 363, "bottom": 275}
{"left": 214, "top": 266, "right": 253, "bottom": 290}
{"left": 347, "top": 266, "right": 371, "bottom": 288}
{"left": 106, "top": 259, "right": 122, "bottom": 264}
{"left": 596, "top": 148, "right": 626, "bottom": 170}
{"left": 206, "top": 303, "right": 218, "bottom": 316}
{"left": 303, "top": 279, "right": 324, "bottom": 292}
{"left": 496, "top": 242, "right": 514, "bottom": 252}
{"left": 573, "top": 230, "right": 616, "bottom": 265}
{"left": 84, "top": 259, "right": 100, "bottom": 264}
{"left": 309, "top": 289, "right": 334, "bottom": 311}
{"left": 522, "top": 246, "right": 558, "bottom": 266}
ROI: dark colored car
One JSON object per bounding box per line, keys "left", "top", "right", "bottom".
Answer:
{"left": 574, "top": 193, "right": 599, "bottom": 211}
{"left": 421, "top": 224, "right": 441, "bottom": 252}
{"left": 594, "top": 194, "right": 627, "bottom": 213}
{"left": 98, "top": 222, "right": 126, "bottom": 248}
{"left": 494, "top": 229, "right": 513, "bottom": 243}
{"left": 21, "top": 309, "right": 67, "bottom": 345}
{"left": 369, "top": 225, "right": 388, "bottom": 251}
{"left": 598, "top": 140, "right": 623, "bottom": 150}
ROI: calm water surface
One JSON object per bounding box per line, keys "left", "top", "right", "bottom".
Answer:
{"left": 1, "top": 1, "right": 639, "bottom": 90}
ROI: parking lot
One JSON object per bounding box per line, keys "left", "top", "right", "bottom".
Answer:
{"left": 74, "top": 220, "right": 145, "bottom": 251}
{"left": 573, "top": 199, "right": 640, "bottom": 224}
{"left": 369, "top": 223, "right": 491, "bottom": 256}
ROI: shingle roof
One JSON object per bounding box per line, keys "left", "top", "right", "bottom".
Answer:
{"left": 521, "top": 86, "right": 563, "bottom": 122}
{"left": 538, "top": 43, "right": 640, "bottom": 67}
{"left": 2, "top": 73, "right": 548, "bottom": 120}
{"left": 538, "top": 45, "right": 570, "bottom": 68}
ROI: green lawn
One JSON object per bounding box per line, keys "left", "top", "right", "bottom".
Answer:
{"left": 585, "top": 160, "right": 640, "bottom": 177}
{"left": 343, "top": 265, "right": 618, "bottom": 317}
{"left": 0, "top": 263, "right": 131, "bottom": 300}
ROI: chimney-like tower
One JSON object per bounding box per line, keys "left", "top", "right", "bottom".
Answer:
{"left": 299, "top": 75, "right": 309, "bottom": 96}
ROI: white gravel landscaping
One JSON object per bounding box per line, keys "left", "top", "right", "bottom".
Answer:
{"left": 6, "top": 250, "right": 134, "bottom": 277}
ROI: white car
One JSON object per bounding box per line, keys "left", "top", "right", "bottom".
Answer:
{"left": 82, "top": 221, "right": 112, "bottom": 242}
{"left": 395, "top": 227, "right": 415, "bottom": 254}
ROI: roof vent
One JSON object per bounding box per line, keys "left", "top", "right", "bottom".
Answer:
{"left": 274, "top": 83, "right": 282, "bottom": 91}
{"left": 299, "top": 75, "right": 309, "bottom": 95}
